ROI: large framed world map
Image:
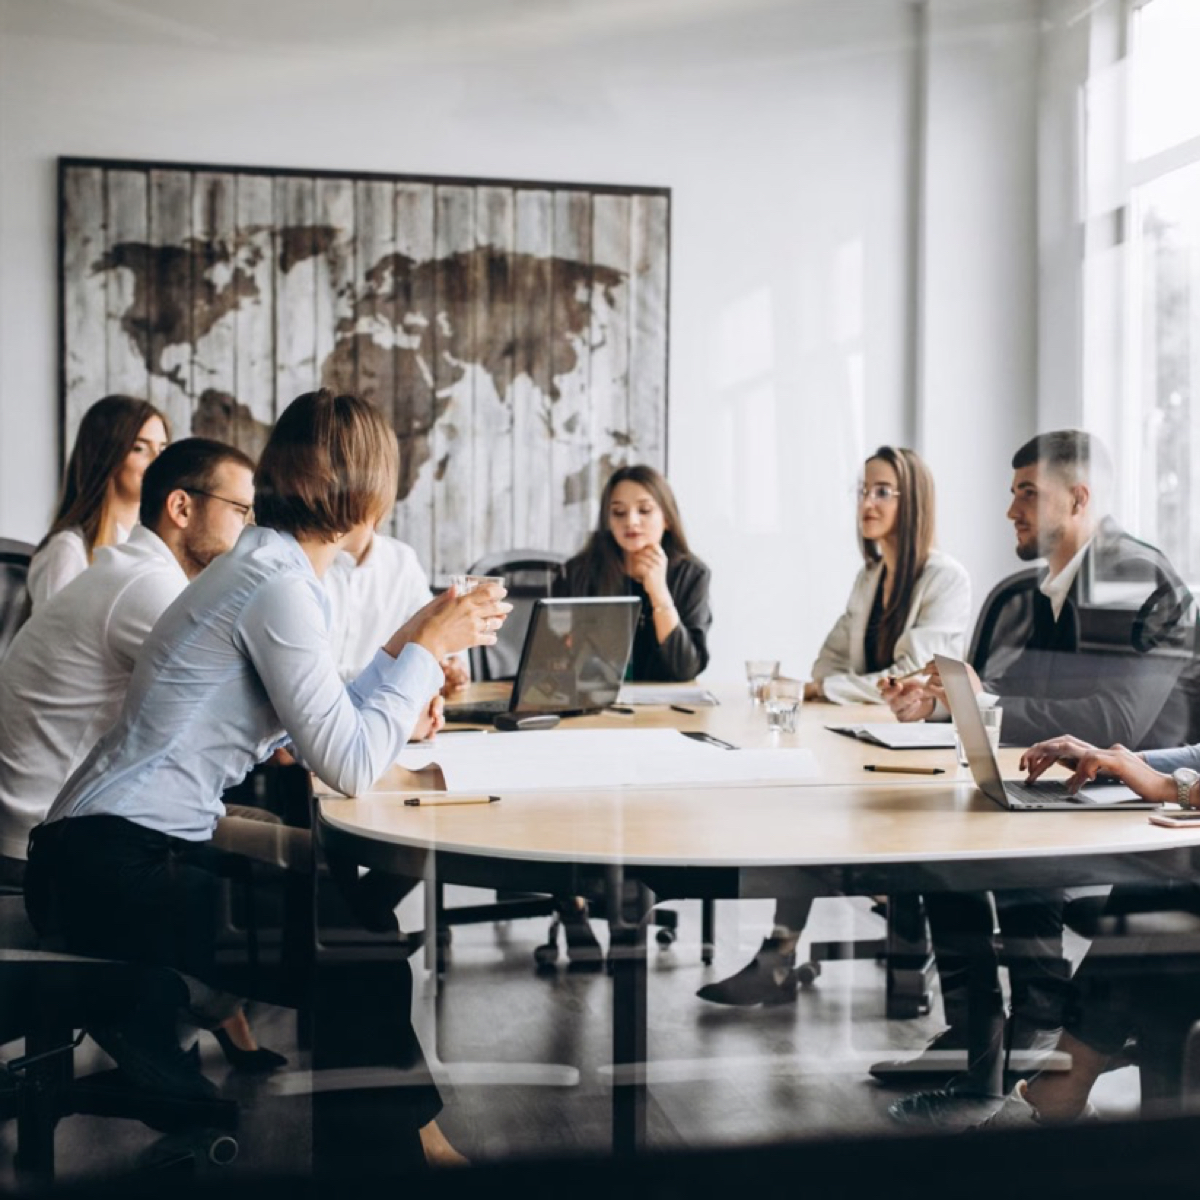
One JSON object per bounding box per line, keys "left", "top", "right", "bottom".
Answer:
{"left": 59, "top": 157, "right": 670, "bottom": 574}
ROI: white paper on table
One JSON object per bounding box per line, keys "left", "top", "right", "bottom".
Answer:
{"left": 827, "top": 722, "right": 957, "bottom": 750}
{"left": 615, "top": 684, "right": 719, "bottom": 707}
{"left": 393, "top": 729, "right": 817, "bottom": 792}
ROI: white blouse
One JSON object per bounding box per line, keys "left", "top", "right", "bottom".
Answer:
{"left": 811, "top": 549, "right": 972, "bottom": 705}
{"left": 26, "top": 523, "right": 131, "bottom": 611}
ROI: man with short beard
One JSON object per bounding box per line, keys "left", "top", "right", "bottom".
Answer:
{"left": 876, "top": 430, "right": 1195, "bottom": 1123}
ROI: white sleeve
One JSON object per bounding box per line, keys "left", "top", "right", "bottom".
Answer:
{"left": 103, "top": 570, "right": 186, "bottom": 672}
{"left": 820, "top": 558, "right": 973, "bottom": 705}
{"left": 26, "top": 533, "right": 88, "bottom": 611}
{"left": 810, "top": 572, "right": 865, "bottom": 682}
{"left": 237, "top": 574, "right": 444, "bottom": 796}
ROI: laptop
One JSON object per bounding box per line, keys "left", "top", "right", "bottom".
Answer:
{"left": 445, "top": 596, "right": 640, "bottom": 725}
{"left": 934, "top": 654, "right": 1158, "bottom": 811}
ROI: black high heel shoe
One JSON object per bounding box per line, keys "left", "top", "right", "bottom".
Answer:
{"left": 695, "top": 937, "right": 799, "bottom": 1006}
{"left": 212, "top": 1027, "right": 288, "bottom": 1074}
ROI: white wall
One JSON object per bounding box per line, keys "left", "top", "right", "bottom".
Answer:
{"left": 0, "top": 0, "right": 1045, "bottom": 682}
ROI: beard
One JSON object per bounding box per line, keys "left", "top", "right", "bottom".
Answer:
{"left": 1015, "top": 522, "right": 1064, "bottom": 562}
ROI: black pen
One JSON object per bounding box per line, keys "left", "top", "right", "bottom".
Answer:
{"left": 863, "top": 764, "right": 945, "bottom": 776}
{"left": 670, "top": 704, "right": 696, "bottom": 715}
{"left": 608, "top": 705, "right": 635, "bottom": 715}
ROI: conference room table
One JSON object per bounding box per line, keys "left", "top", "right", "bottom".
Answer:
{"left": 315, "top": 684, "right": 1200, "bottom": 1154}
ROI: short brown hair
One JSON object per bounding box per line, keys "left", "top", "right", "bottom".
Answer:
{"left": 253, "top": 390, "right": 398, "bottom": 540}
{"left": 139, "top": 437, "right": 256, "bottom": 528}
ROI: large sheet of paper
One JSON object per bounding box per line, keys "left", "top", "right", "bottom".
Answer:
{"left": 827, "top": 722, "right": 957, "bottom": 750}
{"left": 393, "top": 729, "right": 817, "bottom": 793}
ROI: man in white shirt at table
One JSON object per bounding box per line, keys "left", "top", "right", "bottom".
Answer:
{"left": 323, "top": 529, "right": 469, "bottom": 692}
{"left": 0, "top": 437, "right": 255, "bottom": 885}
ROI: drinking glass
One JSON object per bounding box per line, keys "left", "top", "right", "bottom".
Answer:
{"left": 450, "top": 573, "right": 506, "bottom": 594}
{"left": 764, "top": 677, "right": 802, "bottom": 734}
{"left": 745, "top": 659, "right": 780, "bottom": 704}
{"left": 954, "top": 704, "right": 1004, "bottom": 766}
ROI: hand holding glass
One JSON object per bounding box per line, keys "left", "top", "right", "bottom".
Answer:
{"left": 450, "top": 573, "right": 506, "bottom": 594}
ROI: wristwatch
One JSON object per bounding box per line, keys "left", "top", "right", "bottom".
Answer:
{"left": 1172, "top": 767, "right": 1200, "bottom": 809}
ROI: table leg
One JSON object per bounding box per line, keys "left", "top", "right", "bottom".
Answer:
{"left": 607, "top": 867, "right": 650, "bottom": 1157}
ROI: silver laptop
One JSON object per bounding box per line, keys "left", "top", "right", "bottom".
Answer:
{"left": 934, "top": 654, "right": 1158, "bottom": 811}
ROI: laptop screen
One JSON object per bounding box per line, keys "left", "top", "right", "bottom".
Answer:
{"left": 934, "top": 655, "right": 1010, "bottom": 808}
{"left": 511, "top": 597, "right": 640, "bottom": 715}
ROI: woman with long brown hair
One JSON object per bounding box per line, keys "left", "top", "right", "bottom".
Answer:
{"left": 556, "top": 463, "right": 711, "bottom": 681}
{"left": 698, "top": 445, "right": 971, "bottom": 1006}
{"left": 28, "top": 395, "right": 168, "bottom": 608}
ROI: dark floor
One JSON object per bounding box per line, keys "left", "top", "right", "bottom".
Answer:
{"left": 0, "top": 894, "right": 1140, "bottom": 1185}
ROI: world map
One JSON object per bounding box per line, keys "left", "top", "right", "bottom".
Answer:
{"left": 92, "top": 228, "right": 627, "bottom": 500}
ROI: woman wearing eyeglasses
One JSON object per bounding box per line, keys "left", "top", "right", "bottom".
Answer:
{"left": 698, "top": 445, "right": 971, "bottom": 1007}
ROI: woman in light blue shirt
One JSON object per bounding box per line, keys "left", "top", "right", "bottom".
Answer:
{"left": 26, "top": 389, "right": 510, "bottom": 1170}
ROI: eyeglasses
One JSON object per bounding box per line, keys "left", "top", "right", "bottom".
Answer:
{"left": 856, "top": 484, "right": 902, "bottom": 503}
{"left": 187, "top": 489, "right": 255, "bottom": 525}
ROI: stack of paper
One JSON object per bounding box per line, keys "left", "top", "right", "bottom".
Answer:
{"left": 615, "top": 684, "right": 719, "bottom": 707}
{"left": 394, "top": 729, "right": 817, "bottom": 792}
{"left": 827, "top": 722, "right": 957, "bottom": 750}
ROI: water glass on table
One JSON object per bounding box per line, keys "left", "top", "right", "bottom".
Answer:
{"left": 450, "top": 573, "right": 506, "bottom": 594}
{"left": 954, "top": 703, "right": 1003, "bottom": 767}
{"left": 764, "top": 677, "right": 802, "bottom": 734}
{"left": 745, "top": 659, "right": 780, "bottom": 704}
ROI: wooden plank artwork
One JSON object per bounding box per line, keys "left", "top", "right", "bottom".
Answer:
{"left": 60, "top": 158, "right": 670, "bottom": 577}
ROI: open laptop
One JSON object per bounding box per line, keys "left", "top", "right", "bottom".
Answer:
{"left": 934, "top": 654, "right": 1158, "bottom": 811}
{"left": 445, "top": 596, "right": 640, "bottom": 724}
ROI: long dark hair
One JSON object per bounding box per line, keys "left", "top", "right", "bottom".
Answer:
{"left": 43, "top": 395, "right": 167, "bottom": 556}
{"left": 858, "top": 446, "right": 936, "bottom": 666}
{"left": 574, "top": 464, "right": 691, "bottom": 595}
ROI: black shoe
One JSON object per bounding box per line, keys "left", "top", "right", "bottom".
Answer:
{"left": 869, "top": 1028, "right": 970, "bottom": 1081}
{"left": 212, "top": 1027, "right": 288, "bottom": 1074}
{"left": 696, "top": 938, "right": 798, "bottom": 1007}
{"left": 88, "top": 1020, "right": 219, "bottom": 1103}
{"left": 560, "top": 901, "right": 604, "bottom": 972}
{"left": 887, "top": 1081, "right": 1002, "bottom": 1130}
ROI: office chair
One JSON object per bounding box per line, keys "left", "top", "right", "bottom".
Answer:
{"left": 462, "top": 548, "right": 567, "bottom": 681}
{"left": 0, "top": 896, "right": 238, "bottom": 1185}
{"left": 0, "top": 537, "right": 34, "bottom": 659}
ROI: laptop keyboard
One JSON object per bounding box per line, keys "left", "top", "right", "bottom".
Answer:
{"left": 1006, "top": 780, "right": 1083, "bottom": 805}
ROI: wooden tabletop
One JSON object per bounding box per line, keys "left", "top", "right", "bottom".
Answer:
{"left": 317, "top": 684, "right": 1200, "bottom": 871}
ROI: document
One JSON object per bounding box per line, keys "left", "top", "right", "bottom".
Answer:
{"left": 827, "top": 722, "right": 957, "bottom": 750}
{"left": 615, "top": 684, "right": 720, "bottom": 707}
{"left": 392, "top": 729, "right": 817, "bottom": 793}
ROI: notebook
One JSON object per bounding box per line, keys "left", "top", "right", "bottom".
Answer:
{"left": 827, "top": 722, "right": 958, "bottom": 750}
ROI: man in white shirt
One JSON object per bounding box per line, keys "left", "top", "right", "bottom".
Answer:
{"left": 0, "top": 437, "right": 255, "bottom": 884}
{"left": 324, "top": 530, "right": 469, "bottom": 692}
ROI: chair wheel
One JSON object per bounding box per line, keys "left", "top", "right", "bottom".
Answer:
{"left": 533, "top": 942, "right": 559, "bottom": 968}
{"left": 796, "top": 961, "right": 821, "bottom": 987}
{"left": 655, "top": 927, "right": 676, "bottom": 947}
{"left": 206, "top": 1133, "right": 239, "bottom": 1166}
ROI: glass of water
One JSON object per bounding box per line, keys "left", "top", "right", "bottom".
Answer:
{"left": 955, "top": 703, "right": 1003, "bottom": 766}
{"left": 764, "top": 677, "right": 802, "bottom": 734}
{"left": 745, "top": 659, "right": 780, "bottom": 704}
{"left": 450, "top": 573, "right": 506, "bottom": 594}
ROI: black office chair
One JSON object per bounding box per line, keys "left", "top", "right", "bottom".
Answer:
{"left": 0, "top": 896, "right": 238, "bottom": 1185}
{"left": 462, "top": 548, "right": 567, "bottom": 682}
{"left": 0, "top": 537, "right": 34, "bottom": 659}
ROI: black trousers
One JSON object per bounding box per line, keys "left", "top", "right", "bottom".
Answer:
{"left": 923, "top": 889, "right": 1073, "bottom": 1031}
{"left": 26, "top": 815, "right": 440, "bottom": 1177}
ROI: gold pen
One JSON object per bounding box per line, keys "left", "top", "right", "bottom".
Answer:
{"left": 403, "top": 794, "right": 501, "bottom": 807}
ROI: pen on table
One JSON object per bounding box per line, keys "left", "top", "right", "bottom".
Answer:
{"left": 607, "top": 705, "right": 635, "bottom": 715}
{"left": 863, "top": 764, "right": 945, "bottom": 776}
{"left": 670, "top": 704, "right": 696, "bottom": 715}
{"left": 403, "top": 794, "right": 501, "bottom": 807}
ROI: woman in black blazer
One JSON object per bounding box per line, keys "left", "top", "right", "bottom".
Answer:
{"left": 549, "top": 464, "right": 712, "bottom": 965}
{"left": 555, "top": 464, "right": 711, "bottom": 682}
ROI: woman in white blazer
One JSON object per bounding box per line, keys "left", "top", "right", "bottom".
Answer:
{"left": 698, "top": 445, "right": 971, "bottom": 1007}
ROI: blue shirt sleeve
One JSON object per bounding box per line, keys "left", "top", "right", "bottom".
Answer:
{"left": 237, "top": 574, "right": 444, "bottom": 796}
{"left": 1143, "top": 744, "right": 1200, "bottom": 774}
